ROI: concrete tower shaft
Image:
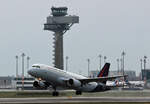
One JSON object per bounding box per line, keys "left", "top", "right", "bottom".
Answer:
{"left": 53, "top": 32, "right": 64, "bottom": 69}
{"left": 44, "top": 7, "right": 79, "bottom": 70}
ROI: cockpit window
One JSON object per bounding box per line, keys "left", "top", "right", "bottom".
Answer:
{"left": 32, "top": 65, "right": 40, "bottom": 68}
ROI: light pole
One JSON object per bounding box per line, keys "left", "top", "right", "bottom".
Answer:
{"left": 104, "top": 56, "right": 107, "bottom": 64}
{"left": 121, "top": 51, "right": 125, "bottom": 87}
{"left": 144, "top": 56, "right": 147, "bottom": 81}
{"left": 15, "top": 56, "right": 19, "bottom": 78}
{"left": 120, "top": 58, "right": 122, "bottom": 74}
{"left": 66, "top": 56, "right": 69, "bottom": 71}
{"left": 140, "top": 59, "right": 143, "bottom": 70}
{"left": 98, "top": 55, "right": 102, "bottom": 70}
{"left": 140, "top": 59, "right": 143, "bottom": 80}
{"left": 27, "top": 56, "right": 30, "bottom": 77}
{"left": 117, "top": 58, "right": 119, "bottom": 74}
{"left": 21, "top": 53, "right": 25, "bottom": 90}
{"left": 87, "top": 59, "right": 90, "bottom": 77}
{"left": 121, "top": 51, "right": 125, "bottom": 77}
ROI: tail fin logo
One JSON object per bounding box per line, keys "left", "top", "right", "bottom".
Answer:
{"left": 97, "top": 63, "right": 110, "bottom": 77}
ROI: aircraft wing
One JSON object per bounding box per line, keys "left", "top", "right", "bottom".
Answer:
{"left": 78, "top": 75, "right": 126, "bottom": 84}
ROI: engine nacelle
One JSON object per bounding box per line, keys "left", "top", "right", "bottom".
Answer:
{"left": 68, "top": 78, "right": 81, "bottom": 88}
{"left": 33, "top": 81, "right": 49, "bottom": 89}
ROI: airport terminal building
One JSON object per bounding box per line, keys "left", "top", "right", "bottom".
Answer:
{"left": 0, "top": 76, "right": 35, "bottom": 90}
{"left": 0, "top": 76, "right": 12, "bottom": 89}
{"left": 141, "top": 69, "right": 150, "bottom": 80}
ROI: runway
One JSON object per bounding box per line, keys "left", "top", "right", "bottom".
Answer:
{"left": 0, "top": 97, "right": 150, "bottom": 103}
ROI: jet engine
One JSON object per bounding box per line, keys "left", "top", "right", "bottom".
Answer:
{"left": 67, "top": 78, "right": 81, "bottom": 88}
{"left": 33, "top": 81, "right": 49, "bottom": 89}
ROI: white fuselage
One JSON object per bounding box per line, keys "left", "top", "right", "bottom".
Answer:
{"left": 28, "top": 64, "right": 98, "bottom": 92}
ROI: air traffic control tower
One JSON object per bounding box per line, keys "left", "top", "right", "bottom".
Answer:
{"left": 44, "top": 7, "right": 79, "bottom": 70}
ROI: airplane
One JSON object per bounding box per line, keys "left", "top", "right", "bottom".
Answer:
{"left": 28, "top": 63, "right": 125, "bottom": 96}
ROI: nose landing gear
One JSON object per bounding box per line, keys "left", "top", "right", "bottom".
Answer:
{"left": 76, "top": 91, "right": 82, "bottom": 95}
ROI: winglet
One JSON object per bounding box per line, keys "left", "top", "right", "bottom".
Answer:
{"left": 97, "top": 63, "right": 110, "bottom": 77}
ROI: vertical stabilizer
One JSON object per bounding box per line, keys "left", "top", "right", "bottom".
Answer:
{"left": 97, "top": 63, "right": 110, "bottom": 77}
{"left": 97, "top": 63, "right": 110, "bottom": 84}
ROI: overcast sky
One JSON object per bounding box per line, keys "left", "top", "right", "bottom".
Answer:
{"left": 0, "top": 0, "right": 150, "bottom": 76}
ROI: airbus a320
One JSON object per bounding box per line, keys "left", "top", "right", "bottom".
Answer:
{"left": 28, "top": 63, "right": 125, "bottom": 96}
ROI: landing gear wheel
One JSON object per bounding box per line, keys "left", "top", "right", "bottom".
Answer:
{"left": 52, "top": 91, "right": 59, "bottom": 96}
{"left": 76, "top": 91, "right": 82, "bottom": 95}
{"left": 55, "top": 91, "right": 59, "bottom": 96}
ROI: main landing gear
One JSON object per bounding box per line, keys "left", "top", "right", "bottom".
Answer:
{"left": 52, "top": 91, "right": 59, "bottom": 96}
{"left": 76, "top": 91, "right": 82, "bottom": 95}
{"left": 52, "top": 86, "right": 59, "bottom": 96}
